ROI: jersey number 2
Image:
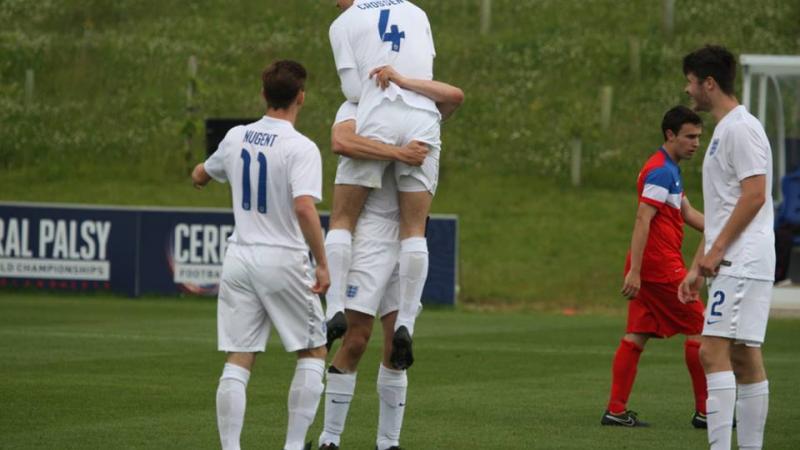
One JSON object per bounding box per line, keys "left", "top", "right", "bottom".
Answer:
{"left": 710, "top": 290, "right": 725, "bottom": 317}
{"left": 240, "top": 149, "right": 267, "bottom": 214}
{"left": 378, "top": 9, "right": 405, "bottom": 52}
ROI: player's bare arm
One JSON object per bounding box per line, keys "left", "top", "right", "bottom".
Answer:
{"left": 622, "top": 202, "right": 658, "bottom": 299}
{"left": 294, "top": 195, "right": 330, "bottom": 295}
{"left": 369, "top": 65, "right": 465, "bottom": 120}
{"left": 191, "top": 163, "right": 212, "bottom": 189}
{"left": 678, "top": 237, "right": 705, "bottom": 304}
{"left": 680, "top": 197, "right": 704, "bottom": 232}
{"left": 332, "top": 119, "right": 428, "bottom": 166}
{"left": 698, "top": 174, "right": 766, "bottom": 276}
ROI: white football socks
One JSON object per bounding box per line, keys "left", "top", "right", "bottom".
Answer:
{"left": 736, "top": 380, "right": 769, "bottom": 450}
{"left": 706, "top": 371, "right": 736, "bottom": 450}
{"left": 376, "top": 364, "right": 408, "bottom": 450}
{"left": 324, "top": 229, "right": 352, "bottom": 320}
{"left": 318, "top": 371, "right": 357, "bottom": 447}
{"left": 216, "top": 363, "right": 250, "bottom": 450}
{"left": 285, "top": 358, "right": 325, "bottom": 450}
{"left": 395, "top": 237, "right": 428, "bottom": 335}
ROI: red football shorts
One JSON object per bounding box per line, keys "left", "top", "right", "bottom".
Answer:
{"left": 626, "top": 279, "right": 705, "bottom": 337}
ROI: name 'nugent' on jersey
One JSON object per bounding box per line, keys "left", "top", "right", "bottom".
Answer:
{"left": 203, "top": 116, "right": 322, "bottom": 251}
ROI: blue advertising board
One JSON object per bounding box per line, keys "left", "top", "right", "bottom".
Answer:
{"left": 0, "top": 202, "right": 138, "bottom": 295}
{"left": 0, "top": 202, "right": 458, "bottom": 305}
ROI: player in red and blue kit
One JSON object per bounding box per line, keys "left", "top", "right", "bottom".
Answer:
{"left": 601, "top": 106, "right": 708, "bottom": 428}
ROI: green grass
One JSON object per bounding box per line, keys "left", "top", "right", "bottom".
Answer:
{"left": 2, "top": 294, "right": 799, "bottom": 449}
{"left": 1, "top": 0, "right": 798, "bottom": 305}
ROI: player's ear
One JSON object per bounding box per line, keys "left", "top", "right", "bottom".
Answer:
{"left": 296, "top": 90, "right": 305, "bottom": 107}
{"left": 665, "top": 129, "right": 676, "bottom": 142}
{"left": 703, "top": 76, "right": 716, "bottom": 92}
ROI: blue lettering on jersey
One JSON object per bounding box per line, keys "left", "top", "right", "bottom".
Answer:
{"left": 378, "top": 9, "right": 405, "bottom": 52}
{"left": 357, "top": 0, "right": 404, "bottom": 10}
{"left": 243, "top": 130, "right": 277, "bottom": 147}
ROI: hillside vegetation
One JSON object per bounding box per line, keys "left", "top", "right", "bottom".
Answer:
{"left": 1, "top": 0, "right": 798, "bottom": 306}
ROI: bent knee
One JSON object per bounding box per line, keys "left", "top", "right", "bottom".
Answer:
{"left": 342, "top": 333, "right": 370, "bottom": 357}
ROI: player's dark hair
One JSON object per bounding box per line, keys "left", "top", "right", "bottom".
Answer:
{"left": 262, "top": 60, "right": 307, "bottom": 110}
{"left": 661, "top": 105, "right": 703, "bottom": 140}
{"left": 682, "top": 45, "right": 737, "bottom": 95}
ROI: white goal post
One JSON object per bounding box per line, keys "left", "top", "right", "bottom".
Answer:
{"left": 740, "top": 54, "right": 800, "bottom": 202}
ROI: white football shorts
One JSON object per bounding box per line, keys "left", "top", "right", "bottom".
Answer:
{"left": 335, "top": 98, "right": 441, "bottom": 195}
{"left": 344, "top": 216, "right": 401, "bottom": 318}
{"left": 217, "top": 243, "right": 326, "bottom": 353}
{"left": 702, "top": 275, "right": 773, "bottom": 346}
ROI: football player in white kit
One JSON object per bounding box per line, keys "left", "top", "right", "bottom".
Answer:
{"left": 325, "top": 0, "right": 449, "bottom": 370}
{"left": 319, "top": 75, "right": 463, "bottom": 450}
{"left": 191, "top": 60, "right": 329, "bottom": 450}
{"left": 678, "top": 46, "right": 775, "bottom": 450}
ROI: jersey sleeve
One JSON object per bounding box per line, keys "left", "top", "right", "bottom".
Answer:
{"left": 640, "top": 167, "right": 672, "bottom": 207}
{"left": 333, "top": 101, "right": 358, "bottom": 127}
{"left": 204, "top": 128, "right": 239, "bottom": 183}
{"left": 729, "top": 124, "right": 769, "bottom": 181}
{"left": 338, "top": 68, "right": 362, "bottom": 103}
{"left": 426, "top": 17, "right": 436, "bottom": 58}
{"left": 329, "top": 22, "right": 356, "bottom": 72}
{"left": 290, "top": 141, "right": 323, "bottom": 203}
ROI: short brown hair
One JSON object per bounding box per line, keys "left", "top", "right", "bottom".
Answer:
{"left": 262, "top": 60, "right": 307, "bottom": 110}
{"left": 682, "top": 45, "right": 737, "bottom": 95}
{"left": 662, "top": 105, "right": 703, "bottom": 140}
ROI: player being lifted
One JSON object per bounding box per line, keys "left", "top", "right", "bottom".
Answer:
{"left": 325, "top": 0, "right": 443, "bottom": 370}
{"left": 192, "top": 60, "right": 328, "bottom": 450}
{"left": 679, "top": 45, "right": 774, "bottom": 450}
{"left": 318, "top": 69, "right": 463, "bottom": 450}
{"left": 601, "top": 106, "right": 708, "bottom": 428}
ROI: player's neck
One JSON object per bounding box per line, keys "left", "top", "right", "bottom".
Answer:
{"left": 265, "top": 107, "right": 298, "bottom": 126}
{"left": 661, "top": 144, "right": 680, "bottom": 164}
{"left": 710, "top": 95, "right": 739, "bottom": 123}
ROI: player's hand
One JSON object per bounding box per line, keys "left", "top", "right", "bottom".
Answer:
{"left": 369, "top": 65, "right": 405, "bottom": 90}
{"left": 311, "top": 264, "right": 330, "bottom": 295}
{"left": 698, "top": 246, "right": 725, "bottom": 277}
{"left": 398, "top": 140, "right": 428, "bottom": 166}
{"left": 678, "top": 269, "right": 704, "bottom": 304}
{"left": 621, "top": 270, "right": 640, "bottom": 300}
{"left": 191, "top": 163, "right": 210, "bottom": 189}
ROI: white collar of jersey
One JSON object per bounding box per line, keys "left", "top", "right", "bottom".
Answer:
{"left": 260, "top": 115, "right": 295, "bottom": 130}
{"left": 718, "top": 104, "right": 746, "bottom": 125}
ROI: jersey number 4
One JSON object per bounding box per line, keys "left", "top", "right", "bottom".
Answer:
{"left": 240, "top": 149, "right": 267, "bottom": 214}
{"left": 378, "top": 9, "right": 405, "bottom": 52}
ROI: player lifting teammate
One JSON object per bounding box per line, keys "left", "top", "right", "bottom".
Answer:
{"left": 318, "top": 71, "right": 463, "bottom": 450}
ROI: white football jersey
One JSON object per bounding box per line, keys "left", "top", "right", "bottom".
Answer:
{"left": 702, "top": 105, "right": 775, "bottom": 280}
{"left": 204, "top": 116, "right": 322, "bottom": 251}
{"left": 329, "top": 0, "right": 438, "bottom": 119}
{"left": 333, "top": 101, "right": 400, "bottom": 223}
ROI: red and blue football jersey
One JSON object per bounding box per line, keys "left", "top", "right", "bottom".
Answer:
{"left": 625, "top": 148, "right": 687, "bottom": 282}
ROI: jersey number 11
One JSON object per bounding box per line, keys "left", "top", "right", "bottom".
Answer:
{"left": 240, "top": 149, "right": 268, "bottom": 214}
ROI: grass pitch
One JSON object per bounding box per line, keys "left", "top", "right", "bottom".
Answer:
{"left": 2, "top": 294, "right": 798, "bottom": 449}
